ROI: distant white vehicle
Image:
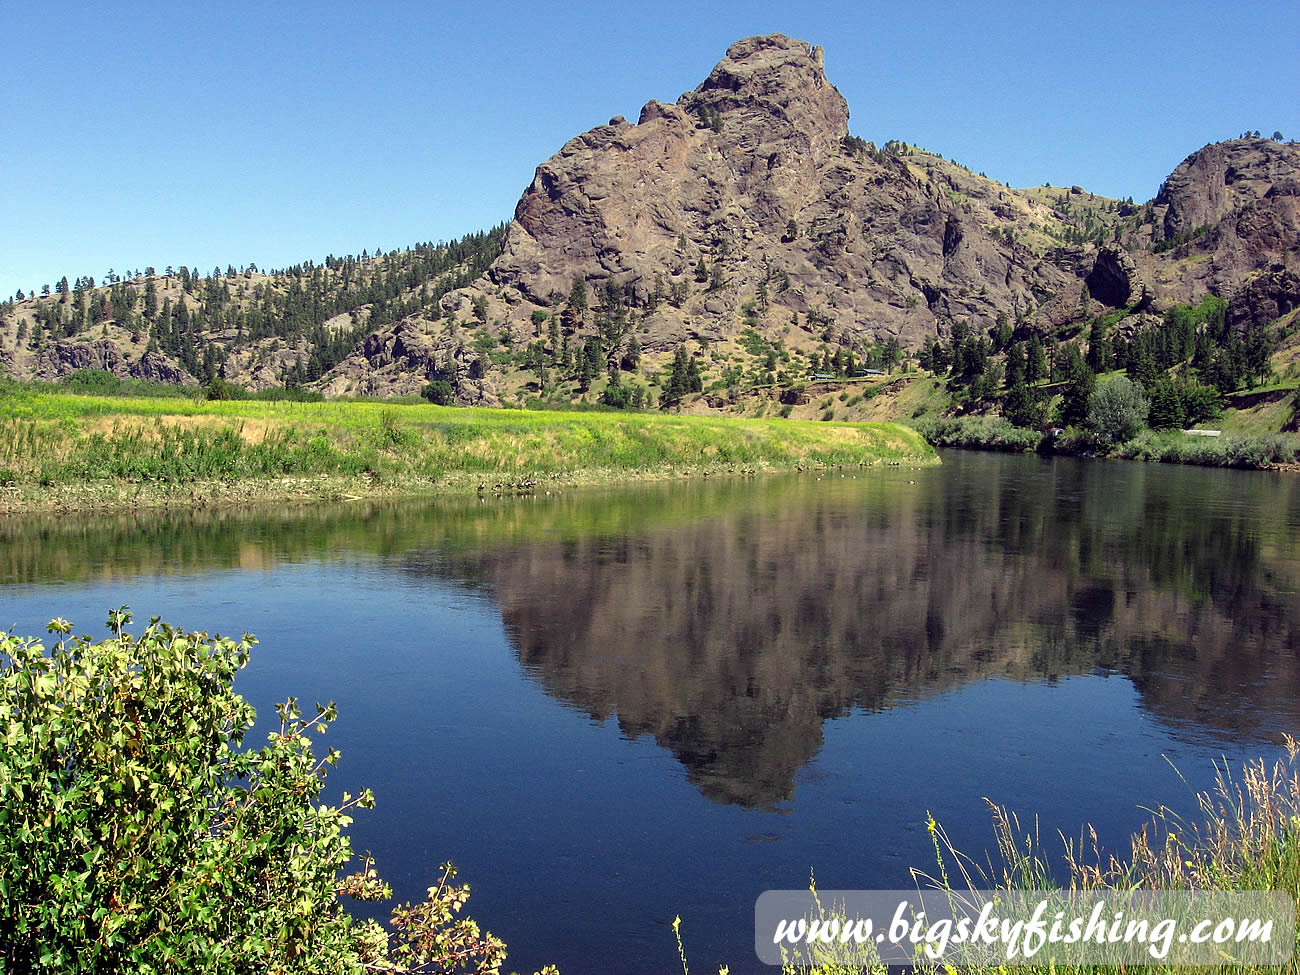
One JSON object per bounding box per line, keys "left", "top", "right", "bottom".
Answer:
{"left": 1184, "top": 429, "right": 1222, "bottom": 437}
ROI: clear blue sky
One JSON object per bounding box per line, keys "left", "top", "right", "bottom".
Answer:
{"left": 3, "top": 0, "right": 1296, "bottom": 300}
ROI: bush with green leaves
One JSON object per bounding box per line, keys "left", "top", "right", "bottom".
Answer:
{"left": 1086, "top": 374, "right": 1148, "bottom": 445}
{"left": 912, "top": 415, "right": 1041, "bottom": 452}
{"left": 0, "top": 610, "right": 551, "bottom": 975}
{"left": 205, "top": 376, "right": 245, "bottom": 401}
{"left": 421, "top": 380, "right": 455, "bottom": 406}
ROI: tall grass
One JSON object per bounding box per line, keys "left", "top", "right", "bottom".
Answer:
{"left": 917, "top": 742, "right": 1300, "bottom": 974}
{"left": 764, "top": 742, "right": 1300, "bottom": 974}
{"left": 41, "top": 424, "right": 373, "bottom": 483}
{"left": 0, "top": 392, "right": 935, "bottom": 501}
{"left": 1114, "top": 430, "right": 1299, "bottom": 469}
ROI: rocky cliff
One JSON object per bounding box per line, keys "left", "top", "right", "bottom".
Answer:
{"left": 1145, "top": 138, "right": 1300, "bottom": 315}
{"left": 481, "top": 34, "right": 1081, "bottom": 350}
{"left": 5, "top": 34, "right": 1298, "bottom": 407}
{"left": 327, "top": 34, "right": 1299, "bottom": 401}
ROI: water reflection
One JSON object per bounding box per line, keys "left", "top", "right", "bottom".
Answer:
{"left": 437, "top": 457, "right": 1300, "bottom": 806}
{"left": 7, "top": 455, "right": 1296, "bottom": 811}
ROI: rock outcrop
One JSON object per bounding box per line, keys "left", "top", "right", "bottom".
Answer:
{"left": 435, "top": 36, "right": 1300, "bottom": 374}
{"left": 318, "top": 41, "right": 1299, "bottom": 401}
{"left": 318, "top": 318, "right": 500, "bottom": 405}
{"left": 28, "top": 339, "right": 196, "bottom": 385}
{"left": 1087, "top": 245, "right": 1147, "bottom": 308}
{"left": 480, "top": 33, "right": 1080, "bottom": 352}
{"left": 1156, "top": 138, "right": 1300, "bottom": 243}
{"left": 1145, "top": 139, "right": 1300, "bottom": 323}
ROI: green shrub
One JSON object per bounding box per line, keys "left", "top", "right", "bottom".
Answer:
{"left": 204, "top": 377, "right": 244, "bottom": 401}
{"left": 0, "top": 610, "right": 552, "bottom": 975}
{"left": 421, "top": 380, "right": 455, "bottom": 406}
{"left": 912, "top": 416, "right": 1041, "bottom": 452}
{"left": 1087, "top": 375, "right": 1148, "bottom": 445}
{"left": 55, "top": 370, "right": 196, "bottom": 400}
{"left": 251, "top": 386, "right": 325, "bottom": 403}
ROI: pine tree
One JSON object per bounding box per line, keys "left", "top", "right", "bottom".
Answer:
{"left": 1086, "top": 318, "right": 1112, "bottom": 374}
{"left": 567, "top": 278, "right": 588, "bottom": 315}
{"left": 1025, "top": 336, "right": 1048, "bottom": 384}
{"left": 1005, "top": 344, "right": 1026, "bottom": 388}
{"left": 686, "top": 353, "right": 703, "bottom": 393}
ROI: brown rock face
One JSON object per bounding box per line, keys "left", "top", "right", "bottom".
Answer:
{"left": 1086, "top": 245, "right": 1145, "bottom": 308}
{"left": 130, "top": 349, "right": 196, "bottom": 385}
{"left": 1157, "top": 139, "right": 1300, "bottom": 242}
{"left": 32, "top": 339, "right": 125, "bottom": 379}
{"left": 464, "top": 39, "right": 1300, "bottom": 370}
{"left": 29, "top": 339, "right": 196, "bottom": 385}
{"left": 1141, "top": 138, "right": 1300, "bottom": 324}
{"left": 483, "top": 33, "right": 1076, "bottom": 351}
{"left": 318, "top": 318, "right": 500, "bottom": 405}
{"left": 1227, "top": 266, "right": 1300, "bottom": 329}
{"left": 678, "top": 35, "right": 849, "bottom": 161}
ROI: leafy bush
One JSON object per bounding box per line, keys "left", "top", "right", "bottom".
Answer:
{"left": 912, "top": 416, "right": 1041, "bottom": 452}
{"left": 1087, "top": 375, "right": 1148, "bottom": 445}
{"left": 422, "top": 380, "right": 455, "bottom": 405}
{"left": 0, "top": 610, "right": 551, "bottom": 975}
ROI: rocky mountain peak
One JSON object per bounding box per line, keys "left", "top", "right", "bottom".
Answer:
{"left": 485, "top": 31, "right": 1089, "bottom": 353}
{"left": 677, "top": 34, "right": 849, "bottom": 156}
{"left": 493, "top": 33, "right": 861, "bottom": 306}
{"left": 1156, "top": 137, "right": 1300, "bottom": 243}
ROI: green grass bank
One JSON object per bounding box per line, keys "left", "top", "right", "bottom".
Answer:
{"left": 914, "top": 415, "right": 1300, "bottom": 470}
{"left": 0, "top": 391, "right": 936, "bottom": 513}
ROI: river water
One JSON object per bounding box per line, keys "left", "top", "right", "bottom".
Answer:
{"left": 3, "top": 451, "right": 1298, "bottom": 973}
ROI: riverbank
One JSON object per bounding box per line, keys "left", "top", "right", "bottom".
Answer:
{"left": 914, "top": 415, "right": 1300, "bottom": 470}
{"left": 0, "top": 392, "right": 935, "bottom": 513}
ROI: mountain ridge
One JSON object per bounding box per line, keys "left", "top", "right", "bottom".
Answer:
{"left": 3, "top": 34, "right": 1297, "bottom": 418}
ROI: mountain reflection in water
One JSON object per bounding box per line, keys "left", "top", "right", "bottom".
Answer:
{"left": 425, "top": 455, "right": 1300, "bottom": 807}
{"left": 4, "top": 454, "right": 1298, "bottom": 815}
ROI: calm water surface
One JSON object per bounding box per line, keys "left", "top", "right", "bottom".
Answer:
{"left": 3, "top": 452, "right": 1299, "bottom": 973}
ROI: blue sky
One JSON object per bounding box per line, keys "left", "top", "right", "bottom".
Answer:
{"left": 3, "top": 0, "right": 1297, "bottom": 300}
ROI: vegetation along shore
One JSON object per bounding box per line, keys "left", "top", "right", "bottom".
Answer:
{"left": 0, "top": 377, "right": 934, "bottom": 514}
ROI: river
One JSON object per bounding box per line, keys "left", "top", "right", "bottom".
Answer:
{"left": 3, "top": 451, "right": 1298, "bottom": 973}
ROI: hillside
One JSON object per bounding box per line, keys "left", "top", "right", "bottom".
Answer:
{"left": 2, "top": 34, "right": 1297, "bottom": 425}
{"left": 0, "top": 230, "right": 504, "bottom": 398}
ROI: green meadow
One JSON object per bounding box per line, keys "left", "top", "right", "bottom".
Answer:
{"left": 0, "top": 389, "right": 935, "bottom": 512}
